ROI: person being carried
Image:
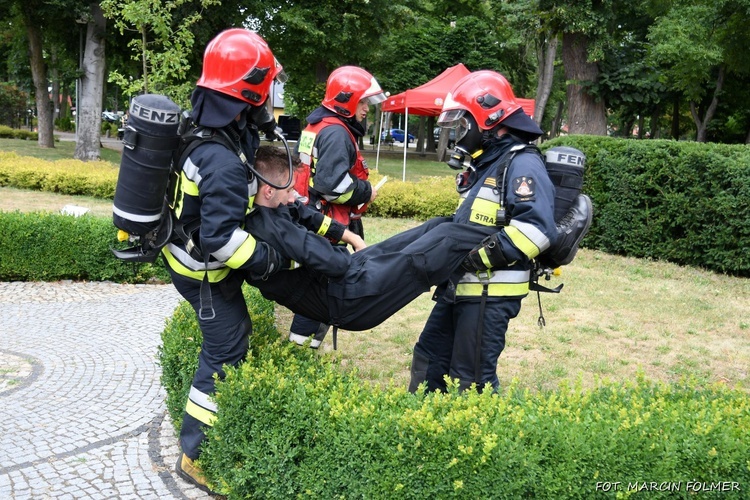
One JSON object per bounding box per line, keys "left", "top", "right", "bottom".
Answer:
{"left": 245, "top": 147, "right": 501, "bottom": 331}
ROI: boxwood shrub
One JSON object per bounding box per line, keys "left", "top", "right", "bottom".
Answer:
{"left": 0, "top": 211, "right": 167, "bottom": 282}
{"left": 157, "top": 290, "right": 750, "bottom": 499}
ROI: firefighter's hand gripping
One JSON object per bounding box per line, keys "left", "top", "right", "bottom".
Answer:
{"left": 461, "top": 233, "right": 508, "bottom": 272}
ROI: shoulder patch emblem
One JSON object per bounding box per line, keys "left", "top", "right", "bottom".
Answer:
{"left": 513, "top": 176, "right": 535, "bottom": 197}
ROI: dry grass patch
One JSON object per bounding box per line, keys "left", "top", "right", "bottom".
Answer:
{"left": 276, "top": 218, "right": 750, "bottom": 393}
{"left": 0, "top": 186, "right": 113, "bottom": 217}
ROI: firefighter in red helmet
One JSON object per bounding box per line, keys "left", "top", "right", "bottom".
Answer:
{"left": 167, "top": 28, "right": 287, "bottom": 495}
{"left": 289, "top": 66, "right": 386, "bottom": 348}
{"left": 408, "top": 70, "right": 558, "bottom": 394}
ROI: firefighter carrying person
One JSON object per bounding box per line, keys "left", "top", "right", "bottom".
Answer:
{"left": 408, "top": 70, "right": 558, "bottom": 394}
{"left": 240, "top": 146, "right": 590, "bottom": 333}
{"left": 163, "top": 28, "right": 288, "bottom": 495}
{"left": 288, "top": 66, "right": 385, "bottom": 349}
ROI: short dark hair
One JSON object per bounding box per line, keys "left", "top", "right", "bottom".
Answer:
{"left": 254, "top": 146, "right": 299, "bottom": 186}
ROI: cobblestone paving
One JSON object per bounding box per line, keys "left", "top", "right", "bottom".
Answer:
{"left": 0, "top": 281, "right": 212, "bottom": 499}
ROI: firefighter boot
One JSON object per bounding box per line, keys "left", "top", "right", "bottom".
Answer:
{"left": 175, "top": 453, "right": 218, "bottom": 496}
{"left": 408, "top": 348, "right": 430, "bottom": 393}
{"left": 289, "top": 323, "right": 330, "bottom": 349}
{"left": 547, "top": 193, "right": 593, "bottom": 267}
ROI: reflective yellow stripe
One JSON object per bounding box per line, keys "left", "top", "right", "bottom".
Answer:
{"left": 181, "top": 171, "right": 199, "bottom": 196}
{"left": 162, "top": 247, "right": 230, "bottom": 282}
{"left": 331, "top": 189, "right": 354, "bottom": 204}
{"left": 469, "top": 197, "right": 498, "bottom": 226}
{"left": 186, "top": 399, "right": 216, "bottom": 427}
{"left": 224, "top": 235, "right": 258, "bottom": 269}
{"left": 505, "top": 225, "right": 541, "bottom": 259}
{"left": 479, "top": 248, "right": 493, "bottom": 268}
{"left": 456, "top": 281, "right": 529, "bottom": 297}
{"left": 318, "top": 216, "right": 332, "bottom": 236}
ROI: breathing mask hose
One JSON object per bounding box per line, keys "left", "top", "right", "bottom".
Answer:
{"left": 247, "top": 128, "right": 294, "bottom": 190}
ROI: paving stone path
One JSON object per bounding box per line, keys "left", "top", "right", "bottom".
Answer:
{"left": 0, "top": 281, "right": 212, "bottom": 499}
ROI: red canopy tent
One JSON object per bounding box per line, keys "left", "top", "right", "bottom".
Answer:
{"left": 378, "top": 64, "right": 536, "bottom": 178}
{"left": 382, "top": 63, "right": 471, "bottom": 116}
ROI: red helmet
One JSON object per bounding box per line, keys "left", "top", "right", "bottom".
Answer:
{"left": 197, "top": 28, "right": 286, "bottom": 106}
{"left": 438, "top": 70, "right": 522, "bottom": 131}
{"left": 321, "top": 66, "right": 386, "bottom": 118}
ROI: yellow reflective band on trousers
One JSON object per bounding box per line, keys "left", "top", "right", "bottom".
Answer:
{"left": 318, "top": 216, "right": 332, "bottom": 236}
{"left": 185, "top": 399, "right": 216, "bottom": 427}
{"left": 456, "top": 269, "right": 530, "bottom": 297}
{"left": 162, "top": 247, "right": 231, "bottom": 282}
{"left": 224, "top": 234, "right": 258, "bottom": 269}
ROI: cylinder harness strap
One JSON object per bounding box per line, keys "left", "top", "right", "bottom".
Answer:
{"left": 473, "top": 270, "right": 491, "bottom": 387}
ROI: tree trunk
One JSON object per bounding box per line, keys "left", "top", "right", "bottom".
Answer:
{"left": 426, "top": 115, "right": 436, "bottom": 153}
{"left": 75, "top": 3, "right": 106, "bottom": 162}
{"left": 416, "top": 116, "right": 425, "bottom": 154}
{"left": 436, "top": 129, "right": 451, "bottom": 162}
{"left": 650, "top": 105, "right": 661, "bottom": 139}
{"left": 561, "top": 32, "right": 607, "bottom": 135}
{"left": 549, "top": 101, "right": 564, "bottom": 139}
{"left": 690, "top": 65, "right": 725, "bottom": 143}
{"left": 534, "top": 34, "right": 558, "bottom": 126}
{"left": 23, "top": 19, "right": 54, "bottom": 147}
{"left": 637, "top": 114, "right": 645, "bottom": 139}
{"left": 671, "top": 95, "right": 680, "bottom": 139}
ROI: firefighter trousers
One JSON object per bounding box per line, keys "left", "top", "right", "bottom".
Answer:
{"left": 409, "top": 298, "right": 522, "bottom": 393}
{"left": 252, "top": 218, "right": 497, "bottom": 331}
{"left": 166, "top": 270, "right": 251, "bottom": 460}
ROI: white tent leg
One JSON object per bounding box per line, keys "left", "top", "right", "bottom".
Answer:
{"left": 375, "top": 107, "right": 385, "bottom": 170}
{"left": 402, "top": 108, "right": 409, "bottom": 182}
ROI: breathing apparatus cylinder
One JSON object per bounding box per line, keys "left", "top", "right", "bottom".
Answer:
{"left": 113, "top": 94, "right": 181, "bottom": 240}
{"left": 544, "top": 146, "right": 585, "bottom": 222}
{"left": 111, "top": 94, "right": 182, "bottom": 263}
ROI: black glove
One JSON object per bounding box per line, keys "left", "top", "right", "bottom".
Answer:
{"left": 461, "top": 233, "right": 508, "bottom": 273}
{"left": 245, "top": 243, "right": 284, "bottom": 281}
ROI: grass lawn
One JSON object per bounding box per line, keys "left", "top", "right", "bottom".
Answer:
{"left": 0, "top": 137, "right": 122, "bottom": 165}
{"left": 2, "top": 137, "right": 749, "bottom": 394}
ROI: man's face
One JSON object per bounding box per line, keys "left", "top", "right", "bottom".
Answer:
{"left": 355, "top": 100, "right": 369, "bottom": 123}
{"left": 268, "top": 182, "right": 296, "bottom": 207}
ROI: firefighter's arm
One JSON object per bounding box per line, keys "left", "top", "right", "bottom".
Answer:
{"left": 312, "top": 127, "right": 372, "bottom": 206}
{"left": 463, "top": 155, "right": 556, "bottom": 272}
{"left": 290, "top": 200, "right": 347, "bottom": 242}
{"left": 199, "top": 164, "right": 282, "bottom": 278}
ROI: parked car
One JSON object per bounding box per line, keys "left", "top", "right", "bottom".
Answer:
{"left": 433, "top": 127, "right": 456, "bottom": 148}
{"left": 381, "top": 128, "right": 415, "bottom": 143}
{"left": 102, "top": 111, "right": 121, "bottom": 123}
{"left": 278, "top": 115, "right": 301, "bottom": 141}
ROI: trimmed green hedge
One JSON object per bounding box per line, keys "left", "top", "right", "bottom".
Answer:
{"left": 0, "top": 125, "right": 38, "bottom": 141}
{"left": 0, "top": 211, "right": 167, "bottom": 282}
{"left": 159, "top": 290, "right": 750, "bottom": 498}
{"left": 542, "top": 136, "right": 750, "bottom": 276}
{"left": 2, "top": 137, "right": 749, "bottom": 278}
{"left": 0, "top": 151, "right": 118, "bottom": 197}
{"left": 368, "top": 174, "right": 458, "bottom": 220}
